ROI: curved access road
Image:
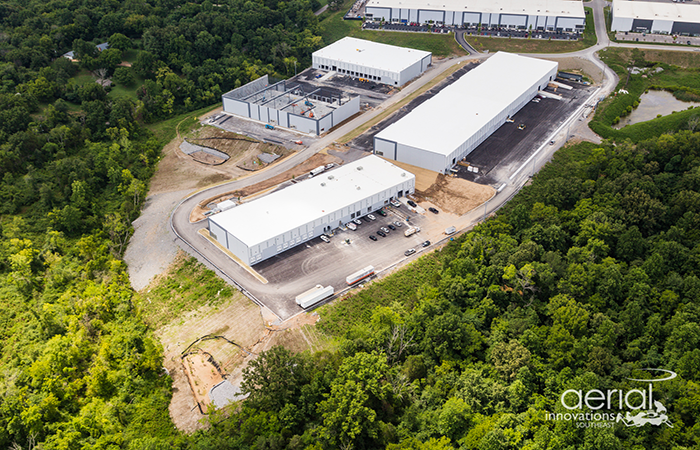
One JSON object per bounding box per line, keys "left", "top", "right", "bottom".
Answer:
{"left": 169, "top": 0, "right": 699, "bottom": 320}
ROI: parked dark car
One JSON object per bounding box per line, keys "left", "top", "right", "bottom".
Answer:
{"left": 429, "top": 207, "right": 439, "bottom": 214}
{"left": 387, "top": 224, "right": 396, "bottom": 230}
{"left": 407, "top": 200, "right": 417, "bottom": 207}
{"left": 377, "top": 230, "right": 386, "bottom": 237}
{"left": 369, "top": 235, "right": 378, "bottom": 241}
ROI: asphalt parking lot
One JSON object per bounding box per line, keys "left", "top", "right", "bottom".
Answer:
{"left": 457, "top": 81, "right": 595, "bottom": 185}
{"left": 235, "top": 202, "right": 440, "bottom": 317}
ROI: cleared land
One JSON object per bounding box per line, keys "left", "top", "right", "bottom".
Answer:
{"left": 186, "top": 126, "right": 291, "bottom": 171}
{"left": 142, "top": 254, "right": 327, "bottom": 432}
{"left": 419, "top": 175, "right": 495, "bottom": 216}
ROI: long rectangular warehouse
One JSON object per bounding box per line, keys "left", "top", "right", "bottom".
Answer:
{"left": 312, "top": 37, "right": 432, "bottom": 86}
{"left": 374, "top": 52, "right": 558, "bottom": 174}
{"left": 611, "top": 0, "right": 700, "bottom": 35}
{"left": 365, "top": 0, "right": 585, "bottom": 31}
{"left": 208, "top": 155, "right": 415, "bottom": 266}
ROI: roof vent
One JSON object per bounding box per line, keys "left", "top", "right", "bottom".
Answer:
{"left": 356, "top": 186, "right": 361, "bottom": 190}
{"left": 401, "top": 172, "right": 406, "bottom": 177}
{"left": 357, "top": 166, "right": 363, "bottom": 170}
{"left": 328, "top": 175, "right": 334, "bottom": 180}
{"left": 321, "top": 182, "right": 326, "bottom": 186}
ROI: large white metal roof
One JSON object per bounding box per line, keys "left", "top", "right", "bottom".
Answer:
{"left": 366, "top": 0, "right": 585, "bottom": 18}
{"left": 375, "top": 52, "right": 558, "bottom": 157}
{"left": 210, "top": 155, "right": 415, "bottom": 246}
{"left": 613, "top": 0, "right": 700, "bottom": 23}
{"left": 312, "top": 37, "right": 431, "bottom": 73}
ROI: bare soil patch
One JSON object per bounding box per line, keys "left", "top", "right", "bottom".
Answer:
{"left": 189, "top": 152, "right": 343, "bottom": 222}
{"left": 380, "top": 158, "right": 438, "bottom": 191}
{"left": 151, "top": 256, "right": 328, "bottom": 432}
{"left": 418, "top": 174, "right": 495, "bottom": 215}
{"left": 187, "top": 126, "right": 291, "bottom": 171}
{"left": 539, "top": 56, "right": 605, "bottom": 84}
{"left": 190, "top": 151, "right": 226, "bottom": 165}
{"left": 149, "top": 122, "right": 290, "bottom": 196}
{"left": 182, "top": 352, "right": 225, "bottom": 411}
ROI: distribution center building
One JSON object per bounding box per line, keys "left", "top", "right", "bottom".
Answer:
{"left": 208, "top": 155, "right": 416, "bottom": 266}
{"left": 312, "top": 37, "right": 432, "bottom": 86}
{"left": 222, "top": 75, "right": 360, "bottom": 135}
{"left": 611, "top": 0, "right": 700, "bottom": 35}
{"left": 365, "top": 0, "right": 585, "bottom": 31}
{"left": 373, "top": 52, "right": 558, "bottom": 174}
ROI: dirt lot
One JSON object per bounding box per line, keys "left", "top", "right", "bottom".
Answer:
{"left": 538, "top": 55, "right": 604, "bottom": 84}
{"left": 190, "top": 152, "right": 344, "bottom": 222}
{"left": 182, "top": 353, "right": 224, "bottom": 411}
{"left": 187, "top": 126, "right": 293, "bottom": 171}
{"left": 381, "top": 158, "right": 438, "bottom": 191}
{"left": 150, "top": 255, "right": 327, "bottom": 432}
{"left": 149, "top": 119, "right": 293, "bottom": 196}
{"left": 418, "top": 175, "right": 495, "bottom": 216}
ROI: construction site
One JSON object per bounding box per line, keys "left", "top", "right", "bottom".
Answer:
{"left": 222, "top": 75, "right": 360, "bottom": 135}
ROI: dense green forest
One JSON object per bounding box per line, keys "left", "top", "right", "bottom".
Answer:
{"left": 2, "top": 0, "right": 700, "bottom": 448}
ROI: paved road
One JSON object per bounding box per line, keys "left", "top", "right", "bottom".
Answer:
{"left": 454, "top": 30, "right": 478, "bottom": 55}
{"left": 168, "top": 0, "right": 699, "bottom": 320}
{"left": 170, "top": 55, "right": 485, "bottom": 320}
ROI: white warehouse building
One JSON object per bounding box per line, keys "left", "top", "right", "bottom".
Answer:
{"left": 374, "top": 52, "right": 558, "bottom": 174}
{"left": 208, "top": 155, "right": 416, "bottom": 266}
{"left": 365, "top": 0, "right": 585, "bottom": 31}
{"left": 611, "top": 0, "right": 700, "bottom": 35}
{"left": 312, "top": 37, "right": 432, "bottom": 86}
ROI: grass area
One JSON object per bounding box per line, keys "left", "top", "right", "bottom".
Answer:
{"left": 590, "top": 47, "right": 700, "bottom": 141}
{"left": 466, "top": 7, "right": 595, "bottom": 53}
{"left": 339, "top": 60, "right": 466, "bottom": 143}
{"left": 319, "top": 0, "right": 464, "bottom": 56}
{"left": 135, "top": 253, "right": 236, "bottom": 328}
{"left": 146, "top": 104, "right": 218, "bottom": 144}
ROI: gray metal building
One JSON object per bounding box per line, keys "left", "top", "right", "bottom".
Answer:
{"left": 611, "top": 0, "right": 700, "bottom": 35}
{"left": 312, "top": 37, "right": 432, "bottom": 86}
{"left": 365, "top": 0, "right": 585, "bottom": 31}
{"left": 221, "top": 75, "right": 360, "bottom": 135}
{"left": 208, "top": 155, "right": 416, "bottom": 266}
{"left": 374, "top": 52, "right": 558, "bottom": 174}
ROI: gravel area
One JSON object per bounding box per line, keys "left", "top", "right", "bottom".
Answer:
{"left": 124, "top": 189, "right": 189, "bottom": 291}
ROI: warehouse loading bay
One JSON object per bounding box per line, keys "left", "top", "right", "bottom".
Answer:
{"left": 348, "top": 61, "right": 595, "bottom": 186}
{"left": 212, "top": 199, "right": 455, "bottom": 320}
{"left": 210, "top": 68, "right": 394, "bottom": 143}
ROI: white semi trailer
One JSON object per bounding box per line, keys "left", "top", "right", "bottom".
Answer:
{"left": 295, "top": 285, "right": 335, "bottom": 309}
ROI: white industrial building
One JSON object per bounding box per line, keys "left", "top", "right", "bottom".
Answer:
{"left": 374, "top": 52, "right": 558, "bottom": 174}
{"left": 222, "top": 75, "right": 360, "bottom": 135}
{"left": 365, "top": 0, "right": 585, "bottom": 31}
{"left": 611, "top": 0, "right": 700, "bottom": 35}
{"left": 208, "top": 155, "right": 416, "bottom": 266}
{"left": 312, "top": 37, "right": 432, "bottom": 86}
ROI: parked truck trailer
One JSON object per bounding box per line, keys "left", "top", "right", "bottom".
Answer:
{"left": 346, "top": 265, "right": 375, "bottom": 285}
{"left": 295, "top": 285, "right": 335, "bottom": 309}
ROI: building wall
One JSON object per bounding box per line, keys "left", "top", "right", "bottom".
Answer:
{"left": 611, "top": 13, "right": 633, "bottom": 32}
{"left": 672, "top": 21, "right": 700, "bottom": 35}
{"left": 653, "top": 20, "right": 674, "bottom": 34}
{"left": 223, "top": 97, "right": 249, "bottom": 117}
{"left": 209, "top": 177, "right": 416, "bottom": 265}
{"left": 366, "top": 7, "right": 584, "bottom": 29}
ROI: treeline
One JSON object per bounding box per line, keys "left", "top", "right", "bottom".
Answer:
{"left": 180, "top": 133, "right": 700, "bottom": 449}
{"left": 0, "top": 0, "right": 323, "bottom": 122}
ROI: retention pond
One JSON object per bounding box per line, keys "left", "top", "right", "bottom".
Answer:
{"left": 616, "top": 90, "right": 700, "bottom": 128}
